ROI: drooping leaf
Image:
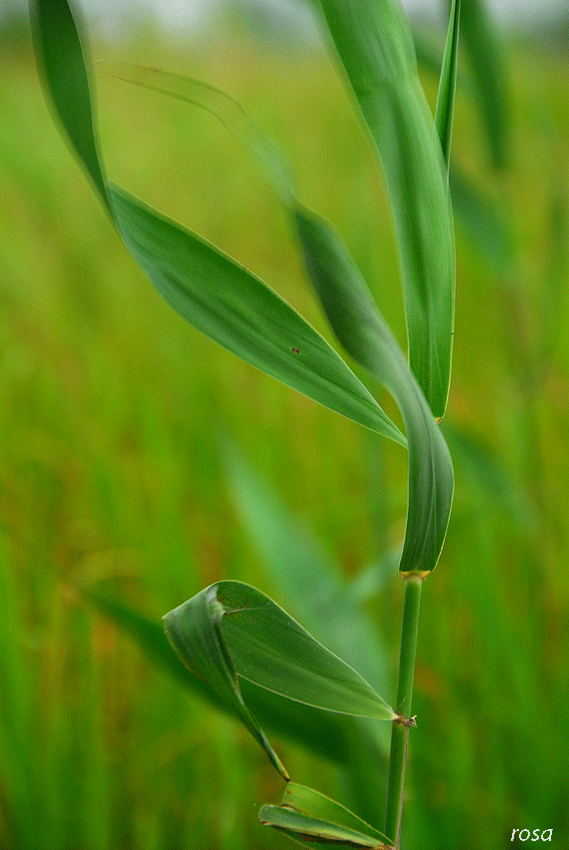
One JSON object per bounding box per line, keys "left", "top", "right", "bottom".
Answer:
{"left": 108, "top": 184, "right": 405, "bottom": 445}
{"left": 85, "top": 583, "right": 391, "bottom": 826}
{"left": 294, "top": 210, "right": 454, "bottom": 573}
{"left": 163, "top": 582, "right": 396, "bottom": 778}
{"left": 30, "top": 0, "right": 404, "bottom": 446}
{"left": 259, "top": 783, "right": 394, "bottom": 849}
{"left": 315, "top": 0, "right": 455, "bottom": 418}
{"left": 435, "top": 0, "right": 461, "bottom": 171}
{"left": 101, "top": 17, "right": 456, "bottom": 424}
{"left": 223, "top": 444, "right": 393, "bottom": 819}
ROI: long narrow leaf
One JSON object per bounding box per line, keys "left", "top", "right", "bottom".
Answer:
{"left": 259, "top": 783, "right": 394, "bottom": 849}
{"left": 30, "top": 0, "right": 404, "bottom": 446}
{"left": 163, "top": 582, "right": 396, "bottom": 777}
{"left": 294, "top": 211, "right": 454, "bottom": 573}
{"left": 315, "top": 0, "right": 455, "bottom": 418}
{"left": 435, "top": 0, "right": 461, "bottom": 171}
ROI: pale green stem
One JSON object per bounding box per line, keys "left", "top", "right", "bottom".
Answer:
{"left": 384, "top": 574, "right": 423, "bottom": 847}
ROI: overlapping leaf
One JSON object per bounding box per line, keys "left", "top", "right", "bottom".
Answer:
{"left": 163, "top": 582, "right": 396, "bottom": 780}
{"left": 315, "top": 0, "right": 455, "bottom": 418}
{"left": 259, "top": 783, "right": 394, "bottom": 849}
{"left": 30, "top": 0, "right": 404, "bottom": 446}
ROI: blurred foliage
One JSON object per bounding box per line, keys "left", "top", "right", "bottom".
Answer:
{"left": 1, "top": 7, "right": 569, "bottom": 850}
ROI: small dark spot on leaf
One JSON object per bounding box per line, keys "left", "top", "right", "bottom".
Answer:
{"left": 291, "top": 347, "right": 300, "bottom": 354}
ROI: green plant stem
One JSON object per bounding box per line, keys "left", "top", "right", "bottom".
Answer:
{"left": 384, "top": 573, "right": 424, "bottom": 847}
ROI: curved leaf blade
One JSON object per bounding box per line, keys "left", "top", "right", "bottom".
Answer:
{"left": 294, "top": 210, "right": 453, "bottom": 573}
{"left": 163, "top": 583, "right": 289, "bottom": 779}
{"left": 164, "top": 582, "right": 395, "bottom": 719}
{"left": 259, "top": 783, "right": 394, "bottom": 849}
{"left": 30, "top": 0, "right": 404, "bottom": 446}
{"left": 316, "top": 0, "right": 455, "bottom": 418}
{"left": 259, "top": 809, "right": 383, "bottom": 849}
{"left": 163, "top": 582, "right": 395, "bottom": 776}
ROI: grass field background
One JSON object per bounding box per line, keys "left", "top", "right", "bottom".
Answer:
{"left": 1, "top": 8, "right": 568, "bottom": 849}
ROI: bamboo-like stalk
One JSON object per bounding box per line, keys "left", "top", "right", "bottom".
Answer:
{"left": 384, "top": 574, "right": 424, "bottom": 847}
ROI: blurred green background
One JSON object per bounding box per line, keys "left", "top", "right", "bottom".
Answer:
{"left": 1, "top": 2, "right": 568, "bottom": 848}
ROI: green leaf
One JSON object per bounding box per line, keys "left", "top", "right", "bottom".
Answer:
{"left": 294, "top": 210, "right": 454, "bottom": 573}
{"left": 316, "top": 0, "right": 455, "bottom": 418}
{"left": 435, "top": 0, "right": 461, "bottom": 171}
{"left": 30, "top": 0, "right": 404, "bottom": 446}
{"left": 163, "top": 582, "right": 396, "bottom": 778}
{"left": 259, "top": 783, "right": 394, "bottom": 849}
{"left": 224, "top": 445, "right": 393, "bottom": 822}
